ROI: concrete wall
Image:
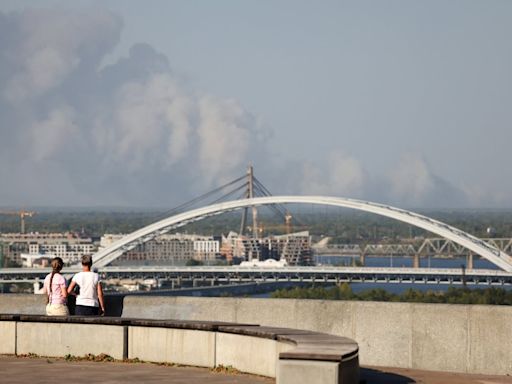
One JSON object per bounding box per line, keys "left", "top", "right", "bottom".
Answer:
{"left": 0, "top": 321, "right": 16, "bottom": 354}
{"left": 278, "top": 360, "right": 341, "bottom": 384}
{"left": 122, "top": 296, "right": 512, "bottom": 375}
{"left": 216, "top": 333, "right": 294, "bottom": 377}
{"left": 0, "top": 293, "right": 125, "bottom": 317}
{"left": 0, "top": 294, "right": 46, "bottom": 315}
{"left": 129, "top": 326, "right": 215, "bottom": 367}
{"left": 128, "top": 327, "right": 295, "bottom": 378}
{"left": 16, "top": 322, "right": 125, "bottom": 359}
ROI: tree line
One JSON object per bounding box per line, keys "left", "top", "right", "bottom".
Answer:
{"left": 1, "top": 209, "right": 512, "bottom": 241}
{"left": 271, "top": 283, "right": 512, "bottom": 305}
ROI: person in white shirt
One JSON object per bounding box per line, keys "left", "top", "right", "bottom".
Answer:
{"left": 68, "top": 254, "right": 105, "bottom": 316}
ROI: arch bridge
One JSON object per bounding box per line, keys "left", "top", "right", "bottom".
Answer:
{"left": 92, "top": 196, "right": 512, "bottom": 272}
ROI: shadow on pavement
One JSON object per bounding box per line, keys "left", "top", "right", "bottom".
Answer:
{"left": 361, "top": 367, "right": 415, "bottom": 384}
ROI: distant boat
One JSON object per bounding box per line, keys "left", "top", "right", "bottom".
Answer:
{"left": 239, "top": 258, "right": 288, "bottom": 268}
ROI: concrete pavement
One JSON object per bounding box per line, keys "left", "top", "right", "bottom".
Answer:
{"left": 2, "top": 356, "right": 512, "bottom": 384}
{"left": 0, "top": 356, "right": 273, "bottom": 384}
{"left": 361, "top": 366, "right": 512, "bottom": 384}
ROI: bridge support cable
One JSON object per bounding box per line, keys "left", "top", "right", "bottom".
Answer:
{"left": 152, "top": 174, "right": 247, "bottom": 222}
{"left": 209, "top": 184, "right": 249, "bottom": 205}
{"left": 252, "top": 175, "right": 306, "bottom": 229}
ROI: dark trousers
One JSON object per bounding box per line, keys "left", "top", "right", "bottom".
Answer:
{"left": 75, "top": 305, "right": 99, "bottom": 316}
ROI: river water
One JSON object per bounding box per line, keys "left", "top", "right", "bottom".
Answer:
{"left": 313, "top": 255, "right": 498, "bottom": 269}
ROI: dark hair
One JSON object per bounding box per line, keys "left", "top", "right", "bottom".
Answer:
{"left": 48, "top": 257, "right": 64, "bottom": 302}
{"left": 81, "top": 254, "right": 93, "bottom": 267}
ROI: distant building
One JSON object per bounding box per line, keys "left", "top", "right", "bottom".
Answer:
{"left": 20, "top": 254, "right": 51, "bottom": 268}
{"left": 99, "top": 234, "right": 124, "bottom": 249}
{"left": 106, "top": 233, "right": 221, "bottom": 266}
{"left": 262, "top": 231, "right": 313, "bottom": 266}
{"left": 193, "top": 237, "right": 220, "bottom": 262}
{"left": 0, "top": 232, "right": 96, "bottom": 266}
{"left": 219, "top": 231, "right": 312, "bottom": 266}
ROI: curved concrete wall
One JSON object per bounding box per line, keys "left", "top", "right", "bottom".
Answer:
{"left": 122, "top": 296, "right": 512, "bottom": 376}
{"left": 0, "top": 315, "right": 360, "bottom": 384}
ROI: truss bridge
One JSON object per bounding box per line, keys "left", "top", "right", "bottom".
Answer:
{"left": 313, "top": 238, "right": 512, "bottom": 269}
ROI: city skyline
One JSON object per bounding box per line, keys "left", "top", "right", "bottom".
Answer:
{"left": 1, "top": 1, "right": 511, "bottom": 208}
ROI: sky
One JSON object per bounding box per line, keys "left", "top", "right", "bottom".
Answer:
{"left": 0, "top": 1, "right": 511, "bottom": 209}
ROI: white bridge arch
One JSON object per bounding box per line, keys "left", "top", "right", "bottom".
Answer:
{"left": 93, "top": 196, "right": 512, "bottom": 271}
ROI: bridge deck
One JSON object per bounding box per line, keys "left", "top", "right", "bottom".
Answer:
{"left": 2, "top": 266, "right": 512, "bottom": 286}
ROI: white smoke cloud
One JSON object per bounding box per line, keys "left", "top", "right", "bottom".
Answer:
{"left": 31, "top": 106, "right": 80, "bottom": 162}
{"left": 196, "top": 96, "right": 251, "bottom": 185}
{"left": 300, "top": 152, "right": 366, "bottom": 197}
{"left": 0, "top": 8, "right": 258, "bottom": 206}
{"left": 387, "top": 154, "right": 468, "bottom": 207}
{"left": 96, "top": 73, "right": 194, "bottom": 170}
{"left": 389, "top": 154, "right": 434, "bottom": 203}
{"left": 2, "top": 8, "right": 121, "bottom": 102}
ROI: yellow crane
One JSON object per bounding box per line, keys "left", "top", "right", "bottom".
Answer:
{"left": 257, "top": 212, "right": 302, "bottom": 236}
{"left": 0, "top": 210, "right": 36, "bottom": 234}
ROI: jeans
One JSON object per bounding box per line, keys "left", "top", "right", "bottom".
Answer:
{"left": 75, "top": 305, "right": 99, "bottom": 316}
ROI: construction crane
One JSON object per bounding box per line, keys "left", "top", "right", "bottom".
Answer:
{"left": 257, "top": 212, "right": 306, "bottom": 236}
{"left": 285, "top": 211, "right": 292, "bottom": 234}
{"left": 0, "top": 210, "right": 36, "bottom": 234}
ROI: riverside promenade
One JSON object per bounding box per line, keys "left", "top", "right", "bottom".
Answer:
{"left": 2, "top": 356, "right": 512, "bottom": 384}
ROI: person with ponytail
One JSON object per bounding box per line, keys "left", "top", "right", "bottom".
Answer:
{"left": 42, "top": 257, "right": 69, "bottom": 316}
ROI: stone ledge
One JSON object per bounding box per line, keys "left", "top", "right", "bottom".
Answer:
{"left": 0, "top": 313, "right": 255, "bottom": 331}
{"left": 218, "top": 324, "right": 359, "bottom": 363}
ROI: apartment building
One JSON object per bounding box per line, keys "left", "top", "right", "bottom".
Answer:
{"left": 0, "top": 233, "right": 95, "bottom": 266}
{"left": 105, "top": 233, "right": 221, "bottom": 266}
{"left": 220, "top": 231, "right": 312, "bottom": 266}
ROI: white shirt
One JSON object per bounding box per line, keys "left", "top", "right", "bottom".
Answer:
{"left": 72, "top": 271, "right": 100, "bottom": 307}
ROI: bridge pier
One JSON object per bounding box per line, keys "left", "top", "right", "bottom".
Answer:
{"left": 413, "top": 254, "right": 420, "bottom": 268}
{"left": 467, "top": 252, "right": 474, "bottom": 270}
{"left": 171, "top": 278, "right": 182, "bottom": 289}
{"left": 33, "top": 281, "right": 42, "bottom": 294}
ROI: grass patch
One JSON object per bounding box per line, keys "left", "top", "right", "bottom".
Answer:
{"left": 211, "top": 364, "right": 241, "bottom": 375}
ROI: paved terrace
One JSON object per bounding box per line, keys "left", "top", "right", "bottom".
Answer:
{"left": 2, "top": 356, "right": 512, "bottom": 384}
